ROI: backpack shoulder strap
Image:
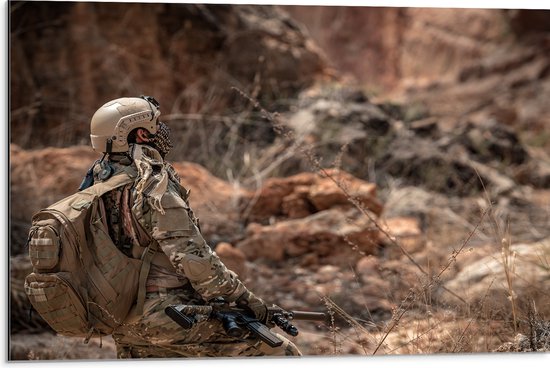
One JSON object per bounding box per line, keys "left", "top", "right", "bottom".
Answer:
{"left": 81, "top": 166, "right": 137, "bottom": 198}
{"left": 82, "top": 165, "right": 158, "bottom": 317}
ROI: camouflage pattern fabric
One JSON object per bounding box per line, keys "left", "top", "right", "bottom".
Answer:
{"left": 112, "top": 292, "right": 301, "bottom": 358}
{"left": 149, "top": 179, "right": 251, "bottom": 302}
{"left": 94, "top": 145, "right": 302, "bottom": 357}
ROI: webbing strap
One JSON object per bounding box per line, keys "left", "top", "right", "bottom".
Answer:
{"left": 135, "top": 240, "right": 158, "bottom": 315}
{"left": 87, "top": 263, "right": 118, "bottom": 303}
{"left": 81, "top": 169, "right": 136, "bottom": 197}
{"left": 29, "top": 250, "right": 57, "bottom": 258}
{"left": 82, "top": 169, "right": 135, "bottom": 304}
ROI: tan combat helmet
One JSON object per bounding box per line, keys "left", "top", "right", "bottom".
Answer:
{"left": 90, "top": 96, "right": 161, "bottom": 153}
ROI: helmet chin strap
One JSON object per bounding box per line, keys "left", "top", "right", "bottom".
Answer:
{"left": 105, "top": 138, "right": 113, "bottom": 154}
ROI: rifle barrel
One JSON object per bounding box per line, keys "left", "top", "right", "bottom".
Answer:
{"left": 290, "top": 311, "right": 326, "bottom": 321}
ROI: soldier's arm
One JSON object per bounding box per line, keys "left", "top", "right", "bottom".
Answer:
{"left": 142, "top": 184, "right": 266, "bottom": 319}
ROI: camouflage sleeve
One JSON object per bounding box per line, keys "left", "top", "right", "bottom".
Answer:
{"left": 145, "top": 185, "right": 248, "bottom": 302}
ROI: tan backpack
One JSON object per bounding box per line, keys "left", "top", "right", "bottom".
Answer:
{"left": 24, "top": 169, "right": 156, "bottom": 340}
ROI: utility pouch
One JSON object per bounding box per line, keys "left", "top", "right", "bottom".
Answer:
{"left": 27, "top": 221, "right": 61, "bottom": 272}
{"left": 24, "top": 272, "right": 90, "bottom": 337}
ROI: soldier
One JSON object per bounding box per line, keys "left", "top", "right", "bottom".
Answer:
{"left": 86, "top": 96, "right": 301, "bottom": 358}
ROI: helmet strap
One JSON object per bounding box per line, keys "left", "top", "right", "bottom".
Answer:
{"left": 105, "top": 138, "right": 113, "bottom": 154}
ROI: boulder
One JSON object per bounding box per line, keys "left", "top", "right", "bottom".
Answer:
{"left": 450, "top": 120, "right": 528, "bottom": 165}
{"left": 380, "top": 134, "right": 486, "bottom": 196}
{"left": 10, "top": 144, "right": 100, "bottom": 255}
{"left": 237, "top": 207, "right": 380, "bottom": 266}
{"left": 242, "top": 169, "right": 382, "bottom": 223}
{"left": 441, "top": 238, "right": 550, "bottom": 316}
{"left": 10, "top": 144, "right": 99, "bottom": 211}
{"left": 241, "top": 172, "right": 315, "bottom": 222}
{"left": 308, "top": 170, "right": 382, "bottom": 214}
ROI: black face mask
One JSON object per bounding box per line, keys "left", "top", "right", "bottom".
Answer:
{"left": 148, "top": 121, "right": 173, "bottom": 158}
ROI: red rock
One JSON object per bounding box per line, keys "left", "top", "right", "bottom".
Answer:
{"left": 308, "top": 169, "right": 382, "bottom": 216}
{"left": 242, "top": 172, "right": 316, "bottom": 221}
{"left": 237, "top": 208, "right": 380, "bottom": 265}
{"left": 281, "top": 185, "right": 312, "bottom": 219}
{"left": 243, "top": 169, "right": 383, "bottom": 223}
{"left": 10, "top": 144, "right": 100, "bottom": 224}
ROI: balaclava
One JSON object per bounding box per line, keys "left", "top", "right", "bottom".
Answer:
{"left": 148, "top": 121, "right": 173, "bottom": 158}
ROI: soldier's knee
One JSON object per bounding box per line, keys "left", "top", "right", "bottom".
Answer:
{"left": 283, "top": 340, "right": 302, "bottom": 356}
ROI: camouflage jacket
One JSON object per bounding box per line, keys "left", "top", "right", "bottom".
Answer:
{"left": 91, "top": 145, "right": 248, "bottom": 303}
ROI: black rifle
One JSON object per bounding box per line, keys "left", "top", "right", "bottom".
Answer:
{"left": 165, "top": 304, "right": 326, "bottom": 348}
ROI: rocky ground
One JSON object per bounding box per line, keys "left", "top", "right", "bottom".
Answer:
{"left": 8, "top": 3, "right": 550, "bottom": 361}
